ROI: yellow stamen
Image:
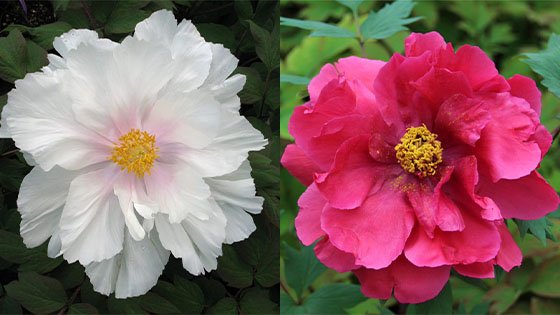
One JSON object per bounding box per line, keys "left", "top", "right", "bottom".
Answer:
{"left": 110, "top": 129, "right": 159, "bottom": 178}
{"left": 395, "top": 124, "right": 443, "bottom": 178}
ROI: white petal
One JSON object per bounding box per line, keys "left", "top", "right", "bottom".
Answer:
{"left": 220, "top": 203, "right": 256, "bottom": 244}
{"left": 67, "top": 37, "right": 174, "bottom": 141}
{"left": 53, "top": 29, "right": 116, "bottom": 58}
{"left": 3, "top": 71, "right": 113, "bottom": 171}
{"left": 207, "top": 74, "right": 246, "bottom": 113}
{"left": 134, "top": 10, "right": 212, "bottom": 92}
{"left": 155, "top": 204, "right": 226, "bottom": 275}
{"left": 59, "top": 166, "right": 125, "bottom": 265}
{"left": 205, "top": 160, "right": 264, "bottom": 214}
{"left": 203, "top": 44, "right": 239, "bottom": 87}
{"left": 143, "top": 89, "right": 221, "bottom": 150}
{"left": 85, "top": 228, "right": 169, "bottom": 298}
{"left": 145, "top": 162, "right": 213, "bottom": 223}
{"left": 47, "top": 228, "right": 62, "bottom": 258}
{"left": 18, "top": 166, "right": 77, "bottom": 248}
{"left": 184, "top": 113, "right": 267, "bottom": 177}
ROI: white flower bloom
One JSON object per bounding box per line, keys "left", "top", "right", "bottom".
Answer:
{"left": 0, "top": 10, "right": 266, "bottom": 298}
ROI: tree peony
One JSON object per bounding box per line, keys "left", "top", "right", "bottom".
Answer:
{"left": 0, "top": 10, "right": 266, "bottom": 298}
{"left": 281, "top": 31, "right": 559, "bottom": 303}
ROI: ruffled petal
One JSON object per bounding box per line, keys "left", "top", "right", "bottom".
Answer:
{"left": 85, "top": 229, "right": 169, "bottom": 298}
{"left": 18, "top": 166, "right": 77, "bottom": 248}
{"left": 508, "top": 74, "right": 542, "bottom": 115}
{"left": 496, "top": 223, "right": 522, "bottom": 271}
{"left": 355, "top": 255, "right": 451, "bottom": 304}
{"left": 59, "top": 165, "right": 125, "bottom": 265}
{"left": 281, "top": 144, "right": 322, "bottom": 186}
{"left": 454, "top": 262, "right": 494, "bottom": 278}
{"left": 314, "top": 237, "right": 358, "bottom": 272}
{"left": 295, "top": 184, "right": 326, "bottom": 246}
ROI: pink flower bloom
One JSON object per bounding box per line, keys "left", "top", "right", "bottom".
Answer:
{"left": 281, "top": 32, "right": 559, "bottom": 303}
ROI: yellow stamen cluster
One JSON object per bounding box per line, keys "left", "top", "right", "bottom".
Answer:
{"left": 110, "top": 129, "right": 159, "bottom": 178}
{"left": 395, "top": 124, "right": 443, "bottom": 178}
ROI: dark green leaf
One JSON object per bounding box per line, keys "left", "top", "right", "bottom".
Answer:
{"left": 236, "top": 67, "right": 265, "bottom": 104}
{"left": 5, "top": 272, "right": 67, "bottom": 314}
{"left": 282, "top": 243, "right": 327, "bottom": 298}
{"left": 360, "top": 0, "right": 422, "bottom": 40}
{"left": 0, "top": 230, "right": 63, "bottom": 273}
{"left": 514, "top": 217, "right": 554, "bottom": 245}
{"left": 0, "top": 296, "right": 22, "bottom": 315}
{"left": 207, "top": 297, "right": 238, "bottom": 315}
{"left": 24, "top": 40, "right": 48, "bottom": 73}
{"left": 236, "top": 228, "right": 279, "bottom": 288}
{"left": 197, "top": 23, "right": 236, "bottom": 50}
{"left": 524, "top": 33, "right": 560, "bottom": 98}
{"left": 51, "top": 262, "right": 85, "bottom": 289}
{"left": 280, "top": 293, "right": 305, "bottom": 315}
{"left": 0, "top": 30, "right": 27, "bottom": 83}
{"left": 138, "top": 292, "right": 181, "bottom": 314}
{"left": 280, "top": 74, "right": 310, "bottom": 85}
{"left": 107, "top": 296, "right": 147, "bottom": 315}
{"left": 28, "top": 22, "right": 73, "bottom": 49}
{"left": 193, "top": 278, "right": 226, "bottom": 306}
{"left": 68, "top": 303, "right": 99, "bottom": 315}
{"left": 302, "top": 284, "right": 366, "bottom": 314}
{"left": 0, "top": 158, "right": 28, "bottom": 191}
{"left": 529, "top": 256, "right": 560, "bottom": 297}
{"left": 235, "top": 0, "right": 254, "bottom": 20}
{"left": 407, "top": 282, "right": 452, "bottom": 315}
{"left": 216, "top": 245, "right": 253, "bottom": 288}
{"left": 152, "top": 278, "right": 204, "bottom": 314}
{"left": 248, "top": 21, "right": 279, "bottom": 72}
{"left": 280, "top": 17, "right": 355, "bottom": 38}
{"left": 104, "top": 9, "right": 149, "bottom": 34}
{"left": 239, "top": 287, "right": 278, "bottom": 315}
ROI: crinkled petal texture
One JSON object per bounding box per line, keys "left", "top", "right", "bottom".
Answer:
{"left": 0, "top": 10, "right": 266, "bottom": 298}
{"left": 281, "top": 32, "right": 559, "bottom": 303}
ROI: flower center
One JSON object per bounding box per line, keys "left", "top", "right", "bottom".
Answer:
{"left": 110, "top": 129, "right": 159, "bottom": 178}
{"left": 395, "top": 124, "right": 443, "bottom": 178}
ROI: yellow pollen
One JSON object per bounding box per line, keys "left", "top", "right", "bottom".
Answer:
{"left": 395, "top": 124, "right": 443, "bottom": 178}
{"left": 110, "top": 129, "right": 159, "bottom": 178}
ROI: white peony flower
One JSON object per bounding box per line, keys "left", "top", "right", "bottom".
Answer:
{"left": 0, "top": 10, "right": 267, "bottom": 298}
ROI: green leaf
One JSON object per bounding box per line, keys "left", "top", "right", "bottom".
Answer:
{"left": 5, "top": 272, "right": 68, "bottom": 314}
{"left": 407, "top": 282, "right": 452, "bottom": 315}
{"left": 50, "top": 262, "right": 85, "bottom": 289}
{"left": 0, "top": 30, "right": 28, "bottom": 82}
{"left": 138, "top": 292, "right": 181, "bottom": 314}
{"left": 68, "top": 303, "right": 99, "bottom": 315}
{"left": 107, "top": 296, "right": 147, "bottom": 315}
{"left": 486, "top": 285, "right": 521, "bottom": 314}
{"left": 28, "top": 22, "right": 73, "bottom": 49}
{"left": 234, "top": 0, "right": 254, "bottom": 20}
{"left": 529, "top": 256, "right": 560, "bottom": 297}
{"left": 239, "top": 287, "right": 278, "bottom": 315}
{"left": 236, "top": 228, "right": 280, "bottom": 287}
{"left": 0, "top": 230, "right": 63, "bottom": 273}
{"left": 524, "top": 33, "right": 560, "bottom": 98}
{"left": 280, "top": 293, "right": 305, "bottom": 315}
{"left": 25, "top": 39, "right": 49, "bottom": 72}
{"left": 360, "top": 0, "right": 422, "bottom": 40}
{"left": 236, "top": 67, "right": 265, "bottom": 104}
{"left": 514, "top": 217, "right": 554, "bottom": 245}
{"left": 280, "top": 74, "right": 310, "bottom": 85}
{"left": 280, "top": 17, "right": 356, "bottom": 38}
{"left": 193, "top": 278, "right": 226, "bottom": 306}
{"left": 302, "top": 284, "right": 367, "bottom": 314}
{"left": 216, "top": 245, "right": 253, "bottom": 288}
{"left": 207, "top": 297, "right": 238, "bottom": 315}
{"left": 104, "top": 8, "right": 149, "bottom": 34}
{"left": 152, "top": 278, "right": 204, "bottom": 314}
{"left": 336, "top": 0, "right": 365, "bottom": 13}
{"left": 197, "top": 23, "right": 236, "bottom": 50}
{"left": 282, "top": 243, "right": 327, "bottom": 298}
{"left": 248, "top": 21, "right": 279, "bottom": 72}
{"left": 0, "top": 158, "right": 29, "bottom": 191}
{"left": 0, "top": 296, "right": 22, "bottom": 315}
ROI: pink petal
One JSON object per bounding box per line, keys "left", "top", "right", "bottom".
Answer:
{"left": 412, "top": 67, "right": 473, "bottom": 106}
{"left": 405, "top": 209, "right": 500, "bottom": 267}
{"left": 496, "top": 223, "right": 522, "bottom": 271}
{"left": 404, "top": 32, "right": 447, "bottom": 57}
{"left": 355, "top": 255, "right": 451, "bottom": 304}
{"left": 315, "top": 135, "right": 378, "bottom": 209}
{"left": 308, "top": 64, "right": 338, "bottom": 101}
{"left": 322, "top": 186, "right": 414, "bottom": 270}
{"left": 335, "top": 57, "right": 386, "bottom": 91}
{"left": 479, "top": 171, "right": 559, "bottom": 220}
{"left": 508, "top": 74, "right": 542, "bottom": 115}
{"left": 452, "top": 45, "right": 500, "bottom": 91}
{"left": 295, "top": 183, "right": 326, "bottom": 246}
{"left": 454, "top": 262, "right": 494, "bottom": 278}
{"left": 281, "top": 144, "right": 322, "bottom": 186}
{"left": 314, "top": 237, "right": 358, "bottom": 272}
{"left": 434, "top": 94, "right": 490, "bottom": 146}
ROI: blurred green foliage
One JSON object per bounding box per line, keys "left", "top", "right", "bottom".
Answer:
{"left": 0, "top": 0, "right": 279, "bottom": 314}
{"left": 280, "top": 1, "right": 560, "bottom": 314}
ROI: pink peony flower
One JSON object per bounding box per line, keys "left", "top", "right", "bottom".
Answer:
{"left": 281, "top": 32, "right": 560, "bottom": 303}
